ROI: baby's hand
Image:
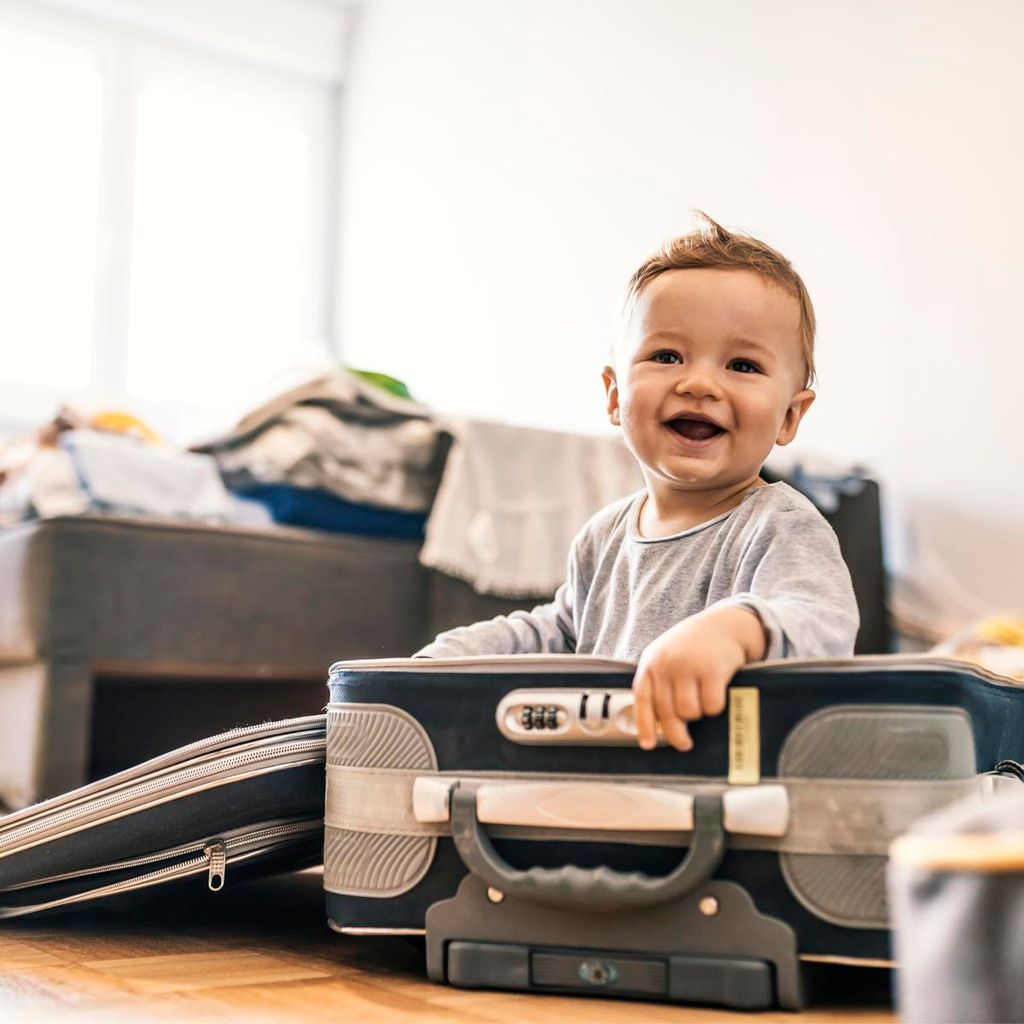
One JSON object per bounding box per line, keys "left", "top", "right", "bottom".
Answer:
{"left": 632, "top": 606, "right": 767, "bottom": 751}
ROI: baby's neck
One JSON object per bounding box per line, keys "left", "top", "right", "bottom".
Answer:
{"left": 637, "top": 475, "right": 766, "bottom": 539}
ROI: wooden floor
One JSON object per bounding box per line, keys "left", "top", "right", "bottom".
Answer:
{"left": 0, "top": 869, "right": 895, "bottom": 1023}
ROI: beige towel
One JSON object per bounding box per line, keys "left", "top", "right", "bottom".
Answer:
{"left": 421, "top": 417, "right": 643, "bottom": 597}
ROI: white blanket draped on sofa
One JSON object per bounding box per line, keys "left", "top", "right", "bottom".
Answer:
{"left": 421, "top": 417, "right": 643, "bottom": 598}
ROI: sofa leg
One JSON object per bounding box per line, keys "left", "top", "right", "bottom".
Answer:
{"left": 36, "top": 662, "right": 95, "bottom": 803}
{"left": 0, "top": 661, "right": 49, "bottom": 809}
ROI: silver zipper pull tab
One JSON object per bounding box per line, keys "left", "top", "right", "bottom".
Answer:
{"left": 205, "top": 839, "right": 227, "bottom": 892}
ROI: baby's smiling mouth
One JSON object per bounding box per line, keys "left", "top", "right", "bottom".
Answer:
{"left": 666, "top": 416, "right": 726, "bottom": 442}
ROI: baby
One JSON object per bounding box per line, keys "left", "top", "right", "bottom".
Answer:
{"left": 417, "top": 213, "right": 859, "bottom": 751}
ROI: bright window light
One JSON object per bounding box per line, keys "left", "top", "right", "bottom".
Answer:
{"left": 0, "top": 28, "right": 102, "bottom": 389}
{"left": 126, "top": 73, "right": 318, "bottom": 408}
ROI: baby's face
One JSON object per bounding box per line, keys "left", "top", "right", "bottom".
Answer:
{"left": 604, "top": 268, "right": 814, "bottom": 496}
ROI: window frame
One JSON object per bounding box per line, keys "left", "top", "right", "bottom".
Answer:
{"left": 0, "top": 0, "right": 342, "bottom": 440}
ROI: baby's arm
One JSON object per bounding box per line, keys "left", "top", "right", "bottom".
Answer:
{"left": 416, "top": 535, "right": 582, "bottom": 657}
{"left": 415, "top": 583, "right": 575, "bottom": 657}
{"left": 416, "top": 510, "right": 610, "bottom": 658}
{"left": 633, "top": 507, "right": 859, "bottom": 751}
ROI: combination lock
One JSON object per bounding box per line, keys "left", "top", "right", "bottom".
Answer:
{"left": 519, "top": 704, "right": 560, "bottom": 730}
{"left": 496, "top": 689, "right": 663, "bottom": 745}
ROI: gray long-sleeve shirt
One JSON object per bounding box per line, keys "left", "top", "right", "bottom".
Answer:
{"left": 416, "top": 482, "right": 859, "bottom": 662}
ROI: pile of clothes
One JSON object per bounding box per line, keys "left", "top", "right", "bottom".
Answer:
{"left": 0, "top": 370, "right": 906, "bottom": 620}
{"left": 0, "top": 369, "right": 453, "bottom": 539}
{"left": 0, "top": 407, "right": 235, "bottom": 527}
{"left": 193, "top": 369, "right": 450, "bottom": 538}
{"left": 0, "top": 369, "right": 648, "bottom": 602}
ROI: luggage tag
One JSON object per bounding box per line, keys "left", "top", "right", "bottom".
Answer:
{"left": 728, "top": 687, "right": 761, "bottom": 785}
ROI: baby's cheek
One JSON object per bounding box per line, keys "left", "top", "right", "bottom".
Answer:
{"left": 739, "top": 404, "right": 784, "bottom": 440}
{"left": 618, "top": 407, "right": 649, "bottom": 442}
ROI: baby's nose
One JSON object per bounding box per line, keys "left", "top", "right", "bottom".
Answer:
{"left": 673, "top": 366, "right": 723, "bottom": 399}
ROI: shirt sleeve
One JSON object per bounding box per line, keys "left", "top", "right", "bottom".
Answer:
{"left": 713, "top": 509, "right": 860, "bottom": 660}
{"left": 414, "top": 544, "right": 580, "bottom": 658}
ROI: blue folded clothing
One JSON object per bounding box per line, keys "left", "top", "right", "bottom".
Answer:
{"left": 233, "top": 484, "right": 427, "bottom": 539}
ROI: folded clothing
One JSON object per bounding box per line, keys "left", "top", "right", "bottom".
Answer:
{"left": 235, "top": 483, "right": 427, "bottom": 539}
{"left": 64, "top": 430, "right": 235, "bottom": 521}
{"left": 194, "top": 369, "right": 451, "bottom": 515}
{"left": 2, "top": 429, "right": 234, "bottom": 525}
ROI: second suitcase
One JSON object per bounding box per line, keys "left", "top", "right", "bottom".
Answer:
{"left": 0, "top": 715, "right": 326, "bottom": 918}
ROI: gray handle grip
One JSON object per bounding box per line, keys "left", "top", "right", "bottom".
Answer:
{"left": 449, "top": 786, "right": 725, "bottom": 911}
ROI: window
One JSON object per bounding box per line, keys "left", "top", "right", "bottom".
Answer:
{"left": 126, "top": 60, "right": 326, "bottom": 410}
{"left": 0, "top": 26, "right": 102, "bottom": 392}
{"left": 0, "top": 0, "right": 344, "bottom": 439}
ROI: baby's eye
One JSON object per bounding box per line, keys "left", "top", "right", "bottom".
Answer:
{"left": 651, "top": 351, "right": 681, "bottom": 364}
{"left": 729, "top": 358, "right": 762, "bottom": 374}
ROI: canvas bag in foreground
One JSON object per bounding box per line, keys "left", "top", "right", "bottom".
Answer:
{"left": 890, "top": 786, "right": 1024, "bottom": 1023}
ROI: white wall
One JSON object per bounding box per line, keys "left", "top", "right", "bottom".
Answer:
{"left": 31, "top": 0, "right": 354, "bottom": 81}
{"left": 338, "top": 0, "right": 1024, "bottom": 621}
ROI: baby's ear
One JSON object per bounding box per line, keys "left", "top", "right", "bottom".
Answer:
{"left": 776, "top": 389, "right": 815, "bottom": 445}
{"left": 602, "top": 366, "right": 621, "bottom": 426}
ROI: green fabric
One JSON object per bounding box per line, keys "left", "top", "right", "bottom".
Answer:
{"left": 346, "top": 367, "right": 413, "bottom": 400}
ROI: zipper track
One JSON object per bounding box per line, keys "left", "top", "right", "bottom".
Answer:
{"left": 330, "top": 655, "right": 635, "bottom": 673}
{"left": 6, "top": 730, "right": 327, "bottom": 838}
{"left": 0, "top": 819, "right": 324, "bottom": 918}
{"left": 329, "top": 653, "right": 1019, "bottom": 686}
{"left": 0, "top": 738, "right": 326, "bottom": 854}
{"left": 4, "top": 717, "right": 326, "bottom": 832}
{"left": 3, "top": 819, "right": 323, "bottom": 891}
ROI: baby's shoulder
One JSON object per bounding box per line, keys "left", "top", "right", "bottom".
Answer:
{"left": 733, "top": 482, "right": 838, "bottom": 551}
{"left": 573, "top": 490, "right": 642, "bottom": 552}
{"left": 746, "top": 481, "right": 824, "bottom": 521}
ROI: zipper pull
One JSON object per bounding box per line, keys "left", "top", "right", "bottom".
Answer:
{"left": 205, "top": 839, "right": 227, "bottom": 891}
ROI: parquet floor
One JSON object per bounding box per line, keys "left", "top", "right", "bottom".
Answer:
{"left": 0, "top": 869, "right": 894, "bottom": 1023}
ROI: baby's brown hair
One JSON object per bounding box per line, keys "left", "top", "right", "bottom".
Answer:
{"left": 626, "top": 213, "right": 816, "bottom": 388}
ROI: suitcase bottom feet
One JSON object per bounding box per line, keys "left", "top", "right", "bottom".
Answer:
{"left": 425, "top": 876, "right": 803, "bottom": 1010}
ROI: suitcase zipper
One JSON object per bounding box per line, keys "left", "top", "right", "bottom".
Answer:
{"left": 205, "top": 839, "right": 227, "bottom": 891}
{"left": 329, "top": 653, "right": 1019, "bottom": 686}
{"left": 0, "top": 739, "right": 326, "bottom": 855}
{"left": 2, "top": 819, "right": 323, "bottom": 891}
{"left": 0, "top": 819, "right": 322, "bottom": 914}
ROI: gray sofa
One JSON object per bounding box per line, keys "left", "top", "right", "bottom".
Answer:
{"left": 0, "top": 477, "right": 888, "bottom": 809}
{"left": 0, "top": 515, "right": 522, "bottom": 808}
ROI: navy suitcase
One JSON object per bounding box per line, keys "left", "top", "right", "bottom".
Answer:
{"left": 324, "top": 654, "right": 1024, "bottom": 1010}
{"left": 0, "top": 715, "right": 326, "bottom": 918}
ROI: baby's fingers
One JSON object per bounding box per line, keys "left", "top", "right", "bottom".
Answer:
{"left": 673, "top": 675, "right": 702, "bottom": 721}
{"left": 656, "top": 674, "right": 693, "bottom": 752}
{"left": 699, "top": 671, "right": 730, "bottom": 717}
{"left": 632, "top": 671, "right": 658, "bottom": 751}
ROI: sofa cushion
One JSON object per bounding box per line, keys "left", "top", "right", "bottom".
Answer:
{"left": 0, "top": 515, "right": 431, "bottom": 669}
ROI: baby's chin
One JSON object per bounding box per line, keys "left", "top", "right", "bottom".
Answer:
{"left": 649, "top": 464, "right": 765, "bottom": 492}
{"left": 646, "top": 466, "right": 720, "bottom": 489}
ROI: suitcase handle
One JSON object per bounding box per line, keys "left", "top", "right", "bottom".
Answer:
{"left": 449, "top": 785, "right": 725, "bottom": 911}
{"left": 474, "top": 780, "right": 697, "bottom": 831}
{"left": 413, "top": 778, "right": 788, "bottom": 837}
